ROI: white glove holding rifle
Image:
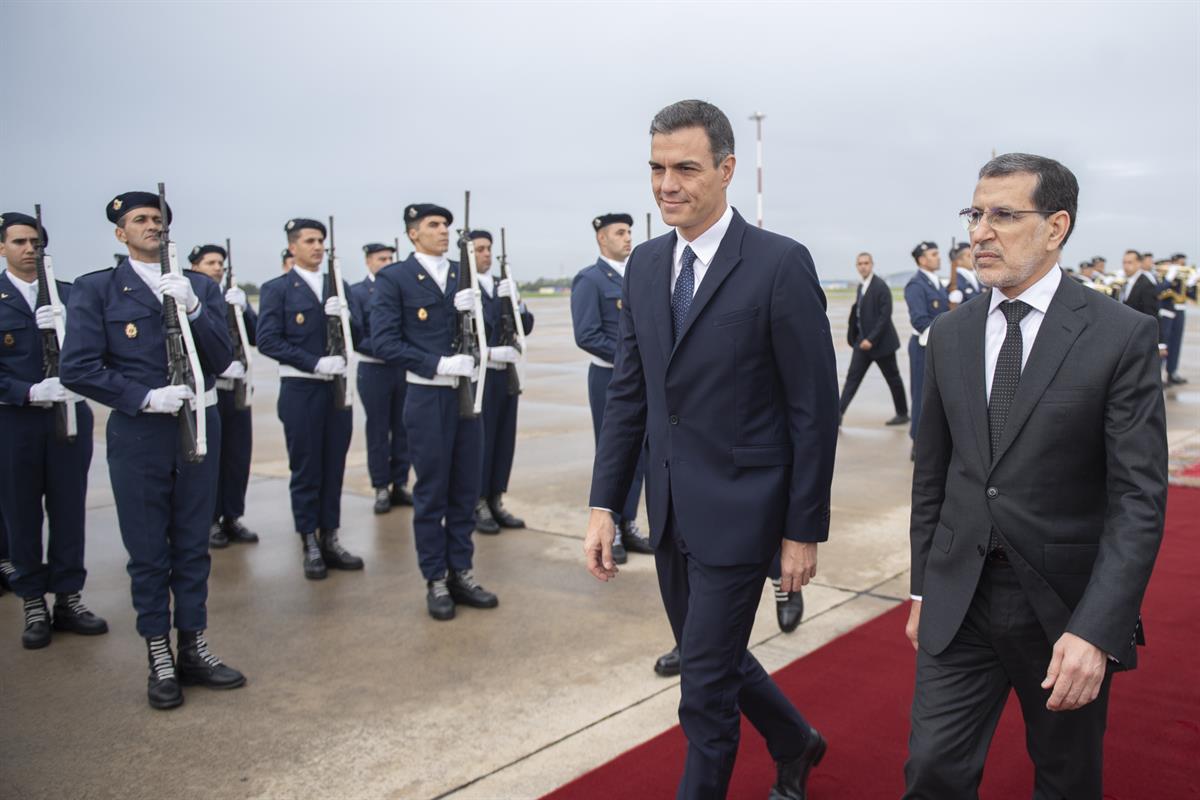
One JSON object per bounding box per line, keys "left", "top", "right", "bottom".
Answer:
{"left": 158, "top": 274, "right": 200, "bottom": 314}
{"left": 36, "top": 305, "right": 59, "bottom": 331}
{"left": 28, "top": 377, "right": 69, "bottom": 405}
{"left": 314, "top": 355, "right": 347, "bottom": 376}
{"left": 453, "top": 288, "right": 480, "bottom": 312}
{"left": 324, "top": 296, "right": 347, "bottom": 317}
{"left": 488, "top": 346, "right": 520, "bottom": 364}
{"left": 224, "top": 287, "right": 247, "bottom": 309}
{"left": 145, "top": 385, "right": 194, "bottom": 414}
{"left": 437, "top": 354, "right": 475, "bottom": 377}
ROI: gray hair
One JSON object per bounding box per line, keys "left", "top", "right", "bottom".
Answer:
{"left": 649, "top": 99, "right": 735, "bottom": 167}
{"left": 978, "top": 153, "right": 1079, "bottom": 247}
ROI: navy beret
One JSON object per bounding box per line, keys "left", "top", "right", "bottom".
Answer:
{"left": 592, "top": 213, "right": 633, "bottom": 232}
{"left": 362, "top": 242, "right": 396, "bottom": 255}
{"left": 468, "top": 230, "right": 492, "bottom": 242}
{"left": 107, "top": 191, "right": 172, "bottom": 225}
{"left": 1171, "top": 252, "right": 1187, "bottom": 261}
{"left": 0, "top": 212, "right": 48, "bottom": 246}
{"left": 188, "top": 243, "right": 227, "bottom": 264}
{"left": 281, "top": 248, "right": 292, "bottom": 262}
{"left": 911, "top": 241, "right": 938, "bottom": 260}
{"left": 285, "top": 218, "right": 326, "bottom": 237}
{"left": 404, "top": 203, "right": 453, "bottom": 226}
{"left": 1092, "top": 255, "right": 1106, "bottom": 262}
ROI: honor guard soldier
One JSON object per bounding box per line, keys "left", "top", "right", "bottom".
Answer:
{"left": 351, "top": 242, "right": 413, "bottom": 514}
{"left": 0, "top": 211, "right": 107, "bottom": 649}
{"left": 904, "top": 241, "right": 949, "bottom": 455}
{"left": 370, "top": 203, "right": 500, "bottom": 620}
{"left": 61, "top": 191, "right": 245, "bottom": 709}
{"left": 188, "top": 244, "right": 259, "bottom": 547}
{"left": 257, "top": 218, "right": 364, "bottom": 580}
{"left": 947, "top": 241, "right": 982, "bottom": 305}
{"left": 281, "top": 248, "right": 294, "bottom": 273}
{"left": 1163, "top": 252, "right": 1192, "bottom": 385}
{"left": 469, "top": 230, "right": 533, "bottom": 533}
{"left": 570, "top": 213, "right": 653, "bottom": 562}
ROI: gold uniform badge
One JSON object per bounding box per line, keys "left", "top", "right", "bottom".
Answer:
{"left": 112, "top": 198, "right": 123, "bottom": 211}
{"left": 125, "top": 322, "right": 138, "bottom": 339}
{"left": 617, "top": 299, "right": 623, "bottom": 310}
{"left": 932, "top": 300, "right": 940, "bottom": 309}
{"left": 418, "top": 308, "right": 429, "bottom": 321}
{"left": 3, "top": 333, "right": 14, "bottom": 347}
{"left": 295, "top": 312, "right": 306, "bottom": 325}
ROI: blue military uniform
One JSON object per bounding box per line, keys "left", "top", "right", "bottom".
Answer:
{"left": 479, "top": 273, "right": 534, "bottom": 503}
{"left": 214, "top": 298, "right": 256, "bottom": 528}
{"left": 904, "top": 259, "right": 950, "bottom": 443}
{"left": 953, "top": 266, "right": 983, "bottom": 304}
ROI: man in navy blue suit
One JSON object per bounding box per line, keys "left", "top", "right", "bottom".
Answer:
{"left": 585, "top": 100, "right": 838, "bottom": 800}
{"left": 904, "top": 241, "right": 949, "bottom": 455}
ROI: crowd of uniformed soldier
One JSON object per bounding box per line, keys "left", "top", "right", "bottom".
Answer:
{"left": 0, "top": 197, "right": 1192, "bottom": 710}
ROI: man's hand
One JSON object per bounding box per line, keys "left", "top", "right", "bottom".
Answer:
{"left": 906, "top": 600, "right": 922, "bottom": 651}
{"left": 224, "top": 286, "right": 247, "bottom": 309}
{"left": 220, "top": 360, "right": 247, "bottom": 379}
{"left": 779, "top": 539, "right": 817, "bottom": 592}
{"left": 158, "top": 273, "right": 200, "bottom": 314}
{"left": 454, "top": 288, "right": 480, "bottom": 312}
{"left": 489, "top": 346, "right": 520, "bottom": 364}
{"left": 28, "top": 377, "right": 69, "bottom": 405}
{"left": 314, "top": 355, "right": 347, "bottom": 376}
{"left": 1042, "top": 632, "right": 1107, "bottom": 711}
{"left": 583, "top": 508, "right": 619, "bottom": 582}
{"left": 497, "top": 278, "right": 519, "bottom": 301}
{"left": 35, "top": 305, "right": 58, "bottom": 331}
{"left": 145, "top": 384, "right": 194, "bottom": 414}
{"left": 860, "top": 339, "right": 873, "bottom": 351}
{"left": 436, "top": 354, "right": 475, "bottom": 377}
{"left": 324, "top": 296, "right": 347, "bottom": 317}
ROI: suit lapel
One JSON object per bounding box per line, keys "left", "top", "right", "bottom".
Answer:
{"left": 959, "top": 292, "right": 992, "bottom": 471}
{"left": 597, "top": 258, "right": 622, "bottom": 287}
{"left": 670, "top": 213, "right": 746, "bottom": 361}
{"left": 990, "top": 276, "right": 1088, "bottom": 470}
{"left": 649, "top": 235, "right": 675, "bottom": 365}
{"left": 407, "top": 255, "right": 445, "bottom": 298}
{"left": 0, "top": 273, "right": 34, "bottom": 318}
{"left": 116, "top": 260, "right": 163, "bottom": 314}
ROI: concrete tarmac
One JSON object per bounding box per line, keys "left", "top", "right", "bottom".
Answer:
{"left": 2, "top": 288, "right": 1197, "bottom": 800}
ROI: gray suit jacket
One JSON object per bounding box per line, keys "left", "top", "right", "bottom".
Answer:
{"left": 910, "top": 272, "right": 1167, "bottom": 668}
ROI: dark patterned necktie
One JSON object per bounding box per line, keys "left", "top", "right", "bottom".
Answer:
{"left": 987, "top": 299, "right": 1032, "bottom": 552}
{"left": 672, "top": 245, "right": 697, "bottom": 341}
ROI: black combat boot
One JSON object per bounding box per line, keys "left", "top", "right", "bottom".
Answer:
{"left": 0, "top": 559, "right": 15, "bottom": 594}
{"left": 489, "top": 494, "right": 526, "bottom": 529}
{"left": 426, "top": 575, "right": 456, "bottom": 621}
{"left": 319, "top": 529, "right": 364, "bottom": 570}
{"left": 619, "top": 520, "right": 654, "bottom": 554}
{"left": 474, "top": 498, "right": 500, "bottom": 534}
{"left": 447, "top": 569, "right": 499, "bottom": 609}
{"left": 222, "top": 518, "right": 259, "bottom": 544}
{"left": 21, "top": 595, "right": 52, "bottom": 649}
{"left": 209, "top": 521, "right": 229, "bottom": 549}
{"left": 177, "top": 630, "right": 247, "bottom": 690}
{"left": 52, "top": 592, "right": 109, "bottom": 636}
{"left": 146, "top": 634, "right": 183, "bottom": 710}
{"left": 390, "top": 484, "right": 414, "bottom": 506}
{"left": 373, "top": 487, "right": 391, "bottom": 515}
{"left": 773, "top": 579, "right": 804, "bottom": 633}
{"left": 302, "top": 532, "right": 327, "bottom": 580}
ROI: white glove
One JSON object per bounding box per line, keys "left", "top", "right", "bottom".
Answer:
{"left": 947, "top": 289, "right": 963, "bottom": 304}
{"left": 489, "top": 346, "right": 520, "bottom": 364}
{"left": 28, "top": 377, "right": 69, "bottom": 404}
{"left": 220, "top": 360, "right": 246, "bottom": 379}
{"left": 158, "top": 273, "right": 200, "bottom": 313}
{"left": 454, "top": 288, "right": 480, "bottom": 312}
{"left": 436, "top": 354, "right": 476, "bottom": 377}
{"left": 145, "top": 384, "right": 194, "bottom": 414}
{"left": 324, "top": 296, "right": 347, "bottom": 316}
{"left": 314, "top": 355, "right": 347, "bottom": 376}
{"left": 224, "top": 287, "right": 247, "bottom": 309}
{"left": 35, "top": 305, "right": 58, "bottom": 331}
{"left": 497, "top": 279, "right": 518, "bottom": 300}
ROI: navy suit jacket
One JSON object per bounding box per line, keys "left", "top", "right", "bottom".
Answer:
{"left": 588, "top": 210, "right": 839, "bottom": 566}
{"left": 905, "top": 270, "right": 950, "bottom": 340}
{"left": 0, "top": 273, "right": 76, "bottom": 405}
{"left": 370, "top": 254, "right": 465, "bottom": 376}
{"left": 850, "top": 275, "right": 900, "bottom": 356}
{"left": 571, "top": 258, "right": 624, "bottom": 363}
{"left": 60, "top": 260, "right": 234, "bottom": 417}
{"left": 481, "top": 279, "right": 534, "bottom": 345}
{"left": 256, "top": 270, "right": 359, "bottom": 372}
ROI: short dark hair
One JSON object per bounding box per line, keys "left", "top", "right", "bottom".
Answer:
{"left": 1125, "top": 249, "right": 1141, "bottom": 258}
{"left": 978, "top": 153, "right": 1079, "bottom": 247}
{"left": 649, "top": 99, "right": 735, "bottom": 167}
{"left": 856, "top": 251, "right": 873, "bottom": 260}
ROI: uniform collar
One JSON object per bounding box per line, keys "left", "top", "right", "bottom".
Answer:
{"left": 599, "top": 255, "right": 626, "bottom": 276}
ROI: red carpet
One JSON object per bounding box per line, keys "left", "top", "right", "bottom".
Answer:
{"left": 545, "top": 487, "right": 1200, "bottom": 799}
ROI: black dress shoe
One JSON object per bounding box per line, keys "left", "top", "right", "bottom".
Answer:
{"left": 611, "top": 539, "right": 628, "bottom": 565}
{"left": 775, "top": 586, "right": 804, "bottom": 634}
{"left": 319, "top": 530, "right": 364, "bottom": 570}
{"left": 1168, "top": 373, "right": 1188, "bottom": 385}
{"left": 222, "top": 518, "right": 259, "bottom": 544}
{"left": 447, "top": 569, "right": 499, "bottom": 608}
{"left": 390, "top": 484, "right": 414, "bottom": 506}
{"left": 373, "top": 487, "right": 392, "bottom": 515}
{"left": 177, "top": 630, "right": 246, "bottom": 690}
{"left": 769, "top": 728, "right": 827, "bottom": 800}
{"left": 885, "top": 414, "right": 910, "bottom": 426}
{"left": 21, "top": 596, "right": 52, "bottom": 649}
{"left": 427, "top": 577, "right": 456, "bottom": 621}
{"left": 619, "top": 521, "right": 654, "bottom": 554}
{"left": 475, "top": 498, "right": 501, "bottom": 534}
{"left": 654, "top": 646, "right": 681, "bottom": 677}
{"left": 52, "top": 592, "right": 109, "bottom": 636}
{"left": 489, "top": 494, "right": 526, "bottom": 528}
{"left": 301, "top": 533, "right": 327, "bottom": 580}
{"left": 146, "top": 634, "right": 183, "bottom": 710}
{"left": 209, "top": 522, "right": 229, "bottom": 549}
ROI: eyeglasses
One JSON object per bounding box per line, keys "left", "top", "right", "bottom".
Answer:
{"left": 958, "top": 207, "right": 1056, "bottom": 232}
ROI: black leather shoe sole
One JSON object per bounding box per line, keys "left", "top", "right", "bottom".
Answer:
{"left": 475, "top": 519, "right": 501, "bottom": 534}
{"left": 22, "top": 623, "right": 51, "bottom": 650}
{"left": 179, "top": 668, "right": 247, "bottom": 690}
{"left": 321, "top": 554, "right": 364, "bottom": 571}
{"left": 148, "top": 682, "right": 184, "bottom": 710}
{"left": 373, "top": 500, "right": 391, "bottom": 515}
{"left": 53, "top": 614, "right": 109, "bottom": 636}
{"left": 654, "top": 652, "right": 680, "bottom": 677}
{"left": 209, "top": 532, "right": 230, "bottom": 549}
{"left": 448, "top": 587, "right": 499, "bottom": 609}
{"left": 224, "top": 529, "right": 259, "bottom": 544}
{"left": 885, "top": 415, "right": 910, "bottom": 426}
{"left": 390, "top": 490, "right": 414, "bottom": 506}
{"left": 427, "top": 599, "right": 456, "bottom": 621}
{"left": 304, "top": 563, "right": 328, "bottom": 580}
{"left": 494, "top": 516, "right": 526, "bottom": 529}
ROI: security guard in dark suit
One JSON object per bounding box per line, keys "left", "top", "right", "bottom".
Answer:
{"left": 350, "top": 242, "right": 413, "bottom": 515}
{"left": 570, "top": 213, "right": 652, "bottom": 563}
{"left": 187, "top": 244, "right": 259, "bottom": 548}
{"left": 0, "top": 212, "right": 107, "bottom": 649}
{"left": 947, "top": 241, "right": 982, "bottom": 306}
{"left": 370, "top": 203, "right": 500, "bottom": 621}
{"left": 257, "top": 218, "right": 365, "bottom": 580}
{"left": 904, "top": 241, "right": 949, "bottom": 452}
{"left": 60, "top": 191, "right": 245, "bottom": 709}
{"left": 469, "top": 230, "right": 534, "bottom": 534}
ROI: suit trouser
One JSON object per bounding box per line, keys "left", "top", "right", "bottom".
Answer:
{"left": 908, "top": 336, "right": 925, "bottom": 441}
{"left": 404, "top": 384, "right": 481, "bottom": 581}
{"left": 1167, "top": 308, "right": 1185, "bottom": 375}
{"left": 657, "top": 520, "right": 811, "bottom": 800}
{"left": 904, "top": 560, "right": 1112, "bottom": 800}
{"left": 480, "top": 368, "right": 519, "bottom": 498}
{"left": 278, "top": 379, "right": 352, "bottom": 534}
{"left": 108, "top": 408, "right": 220, "bottom": 637}
{"left": 215, "top": 388, "right": 252, "bottom": 522}
{"left": 838, "top": 348, "right": 908, "bottom": 416}
{"left": 0, "top": 403, "right": 93, "bottom": 598}
{"left": 357, "top": 361, "right": 410, "bottom": 489}
{"left": 588, "top": 364, "right": 644, "bottom": 523}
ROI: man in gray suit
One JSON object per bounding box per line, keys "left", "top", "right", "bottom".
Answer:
{"left": 904, "top": 153, "right": 1167, "bottom": 799}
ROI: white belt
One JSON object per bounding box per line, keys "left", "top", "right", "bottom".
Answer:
{"left": 1159, "top": 309, "right": 1177, "bottom": 319}
{"left": 406, "top": 371, "right": 459, "bottom": 388}
{"left": 358, "top": 354, "right": 386, "bottom": 365}
{"left": 487, "top": 361, "right": 509, "bottom": 371}
{"left": 204, "top": 387, "right": 218, "bottom": 407}
{"left": 591, "top": 357, "right": 614, "bottom": 369}
{"left": 279, "top": 364, "right": 333, "bottom": 381}
{"left": 215, "top": 377, "right": 235, "bottom": 391}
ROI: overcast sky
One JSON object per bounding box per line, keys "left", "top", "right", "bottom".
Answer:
{"left": 2, "top": 1, "right": 1197, "bottom": 286}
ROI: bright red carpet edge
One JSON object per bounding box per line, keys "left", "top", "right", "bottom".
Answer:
{"left": 544, "top": 486, "right": 1200, "bottom": 799}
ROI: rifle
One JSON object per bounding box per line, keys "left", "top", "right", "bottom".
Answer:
{"left": 157, "top": 182, "right": 206, "bottom": 462}
{"left": 496, "top": 227, "right": 526, "bottom": 395}
{"left": 646, "top": 212, "right": 652, "bottom": 241}
{"left": 325, "top": 216, "right": 354, "bottom": 409}
{"left": 393, "top": 236, "right": 401, "bottom": 258}
{"left": 453, "top": 191, "right": 489, "bottom": 417}
{"left": 32, "top": 204, "right": 76, "bottom": 442}
{"left": 948, "top": 235, "right": 960, "bottom": 309}
{"left": 224, "top": 237, "right": 253, "bottom": 409}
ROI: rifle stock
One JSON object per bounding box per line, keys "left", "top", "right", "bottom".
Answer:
{"left": 497, "top": 227, "right": 524, "bottom": 396}
{"left": 225, "top": 236, "right": 253, "bottom": 409}
{"left": 325, "top": 215, "right": 354, "bottom": 409}
{"left": 32, "top": 204, "right": 76, "bottom": 442}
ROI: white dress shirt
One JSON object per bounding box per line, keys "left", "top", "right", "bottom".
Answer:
{"left": 414, "top": 251, "right": 451, "bottom": 293}
{"left": 477, "top": 270, "right": 495, "bottom": 297}
{"left": 600, "top": 256, "right": 626, "bottom": 276}
{"left": 291, "top": 264, "right": 324, "bottom": 300}
{"left": 919, "top": 267, "right": 942, "bottom": 290}
{"left": 985, "top": 265, "right": 1062, "bottom": 402}
{"left": 671, "top": 204, "right": 734, "bottom": 296}
{"left": 860, "top": 273, "right": 873, "bottom": 292}
{"left": 4, "top": 270, "right": 38, "bottom": 312}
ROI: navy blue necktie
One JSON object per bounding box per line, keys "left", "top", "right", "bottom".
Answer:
{"left": 672, "top": 245, "right": 696, "bottom": 341}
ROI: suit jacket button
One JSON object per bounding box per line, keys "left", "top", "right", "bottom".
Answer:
{"left": 663, "top": 459, "right": 669, "bottom": 468}
{"left": 669, "top": 415, "right": 679, "bottom": 425}
{"left": 977, "top": 544, "right": 985, "bottom": 557}
{"left": 987, "top": 487, "right": 998, "bottom": 499}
